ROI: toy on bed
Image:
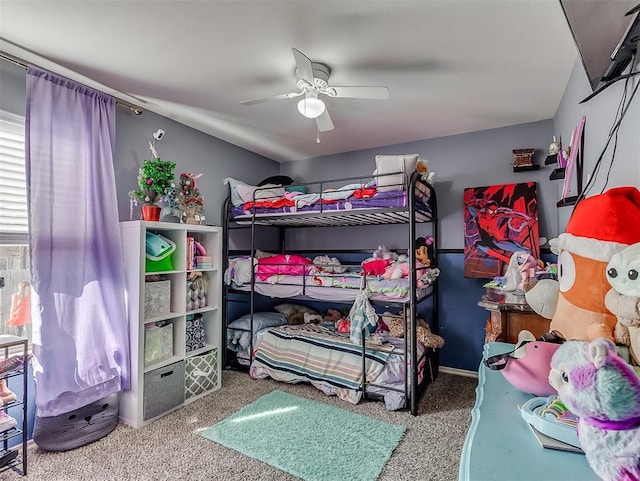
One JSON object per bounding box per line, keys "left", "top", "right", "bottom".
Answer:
{"left": 605, "top": 242, "right": 640, "bottom": 370}
{"left": 415, "top": 236, "right": 435, "bottom": 267}
{"left": 380, "top": 238, "right": 440, "bottom": 286}
{"left": 549, "top": 338, "right": 640, "bottom": 481}
{"left": 361, "top": 246, "right": 397, "bottom": 276}
{"left": 416, "top": 158, "right": 435, "bottom": 184}
{"left": 382, "top": 310, "right": 444, "bottom": 349}
{"left": 274, "top": 303, "right": 322, "bottom": 325}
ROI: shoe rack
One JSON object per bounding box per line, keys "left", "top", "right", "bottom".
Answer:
{"left": 0, "top": 335, "right": 28, "bottom": 476}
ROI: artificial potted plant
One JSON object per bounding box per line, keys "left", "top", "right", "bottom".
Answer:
{"left": 129, "top": 157, "right": 176, "bottom": 221}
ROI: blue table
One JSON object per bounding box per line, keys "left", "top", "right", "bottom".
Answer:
{"left": 459, "top": 342, "right": 598, "bottom": 481}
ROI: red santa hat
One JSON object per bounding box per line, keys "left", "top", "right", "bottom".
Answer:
{"left": 554, "top": 186, "right": 640, "bottom": 261}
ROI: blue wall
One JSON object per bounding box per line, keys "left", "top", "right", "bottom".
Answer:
{"left": 437, "top": 253, "right": 488, "bottom": 370}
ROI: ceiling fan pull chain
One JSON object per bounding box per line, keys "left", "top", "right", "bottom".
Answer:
{"left": 316, "top": 127, "right": 320, "bottom": 144}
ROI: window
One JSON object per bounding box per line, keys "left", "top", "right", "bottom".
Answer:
{"left": 0, "top": 109, "right": 31, "bottom": 341}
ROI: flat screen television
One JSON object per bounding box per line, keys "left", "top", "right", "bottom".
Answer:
{"left": 559, "top": 0, "right": 640, "bottom": 99}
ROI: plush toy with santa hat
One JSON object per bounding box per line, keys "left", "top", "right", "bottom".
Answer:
{"left": 526, "top": 186, "right": 640, "bottom": 341}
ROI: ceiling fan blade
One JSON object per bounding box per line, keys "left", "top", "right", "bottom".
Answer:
{"left": 240, "top": 91, "right": 302, "bottom": 105}
{"left": 330, "top": 86, "right": 390, "bottom": 99}
{"left": 292, "top": 48, "right": 315, "bottom": 87}
{"left": 315, "top": 109, "right": 334, "bottom": 132}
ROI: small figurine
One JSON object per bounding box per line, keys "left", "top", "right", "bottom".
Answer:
{"left": 548, "top": 136, "right": 561, "bottom": 156}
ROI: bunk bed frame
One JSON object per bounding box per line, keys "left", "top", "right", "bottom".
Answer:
{"left": 221, "top": 171, "right": 439, "bottom": 415}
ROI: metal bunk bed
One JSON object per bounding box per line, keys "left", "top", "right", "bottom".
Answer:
{"left": 221, "top": 171, "right": 438, "bottom": 415}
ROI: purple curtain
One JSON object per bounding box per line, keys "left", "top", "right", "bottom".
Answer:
{"left": 26, "top": 66, "right": 130, "bottom": 417}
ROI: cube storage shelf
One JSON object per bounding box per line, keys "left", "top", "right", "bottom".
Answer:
{"left": 119, "top": 221, "right": 222, "bottom": 428}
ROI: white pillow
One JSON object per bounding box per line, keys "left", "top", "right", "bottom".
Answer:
{"left": 235, "top": 182, "right": 285, "bottom": 203}
{"left": 373, "top": 154, "right": 419, "bottom": 192}
{"left": 253, "top": 183, "right": 285, "bottom": 201}
{"left": 235, "top": 183, "right": 258, "bottom": 203}
{"left": 223, "top": 177, "right": 249, "bottom": 206}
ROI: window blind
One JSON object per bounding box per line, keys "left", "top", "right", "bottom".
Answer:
{"left": 0, "top": 110, "right": 28, "bottom": 244}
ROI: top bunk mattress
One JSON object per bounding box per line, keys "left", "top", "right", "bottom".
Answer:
{"left": 225, "top": 171, "right": 436, "bottom": 227}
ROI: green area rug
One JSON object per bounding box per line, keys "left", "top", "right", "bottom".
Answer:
{"left": 201, "top": 390, "right": 406, "bottom": 481}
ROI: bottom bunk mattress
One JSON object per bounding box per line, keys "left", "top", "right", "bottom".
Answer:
{"left": 241, "top": 324, "right": 425, "bottom": 410}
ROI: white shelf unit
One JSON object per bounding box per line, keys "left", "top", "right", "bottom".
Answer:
{"left": 119, "top": 221, "right": 222, "bottom": 428}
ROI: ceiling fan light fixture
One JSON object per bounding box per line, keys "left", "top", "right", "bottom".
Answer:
{"left": 297, "top": 97, "right": 326, "bottom": 119}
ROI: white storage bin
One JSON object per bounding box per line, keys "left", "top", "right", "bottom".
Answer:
{"left": 144, "top": 280, "right": 171, "bottom": 318}
{"left": 144, "top": 322, "right": 173, "bottom": 367}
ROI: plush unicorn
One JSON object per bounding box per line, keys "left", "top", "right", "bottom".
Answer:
{"left": 549, "top": 338, "right": 640, "bottom": 481}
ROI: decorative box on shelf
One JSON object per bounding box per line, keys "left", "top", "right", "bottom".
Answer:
{"left": 512, "top": 148, "right": 539, "bottom": 172}
{"left": 186, "top": 273, "right": 208, "bottom": 311}
{"left": 185, "top": 349, "right": 218, "bottom": 399}
{"left": 144, "top": 280, "right": 171, "bottom": 319}
{"left": 195, "top": 256, "right": 213, "bottom": 269}
{"left": 186, "top": 313, "right": 206, "bottom": 352}
{"left": 144, "top": 322, "right": 174, "bottom": 367}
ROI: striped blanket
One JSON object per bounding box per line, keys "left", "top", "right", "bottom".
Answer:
{"left": 252, "top": 325, "right": 394, "bottom": 393}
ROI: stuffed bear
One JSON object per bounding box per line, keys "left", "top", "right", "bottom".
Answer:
{"left": 383, "top": 311, "right": 444, "bottom": 349}
{"left": 605, "top": 242, "right": 640, "bottom": 368}
{"left": 526, "top": 187, "right": 640, "bottom": 341}
{"left": 549, "top": 338, "right": 640, "bottom": 481}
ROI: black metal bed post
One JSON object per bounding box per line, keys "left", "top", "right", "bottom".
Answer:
{"left": 221, "top": 195, "right": 231, "bottom": 369}
{"left": 431, "top": 185, "right": 439, "bottom": 380}
{"left": 249, "top": 192, "right": 257, "bottom": 365}
{"left": 409, "top": 171, "right": 418, "bottom": 415}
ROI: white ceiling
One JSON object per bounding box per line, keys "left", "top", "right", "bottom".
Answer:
{"left": 0, "top": 0, "right": 578, "bottom": 163}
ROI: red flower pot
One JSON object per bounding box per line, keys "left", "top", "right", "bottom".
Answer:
{"left": 141, "top": 204, "right": 161, "bottom": 221}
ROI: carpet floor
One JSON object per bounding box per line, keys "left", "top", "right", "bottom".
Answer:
{"left": 5, "top": 370, "right": 478, "bottom": 481}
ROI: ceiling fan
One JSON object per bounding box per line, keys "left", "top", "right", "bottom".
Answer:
{"left": 240, "top": 48, "right": 390, "bottom": 132}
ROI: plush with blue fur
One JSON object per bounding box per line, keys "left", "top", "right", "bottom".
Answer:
{"left": 549, "top": 338, "right": 640, "bottom": 481}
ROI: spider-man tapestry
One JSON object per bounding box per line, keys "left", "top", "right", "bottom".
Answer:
{"left": 464, "top": 182, "right": 540, "bottom": 278}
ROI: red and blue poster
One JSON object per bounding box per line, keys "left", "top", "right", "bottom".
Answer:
{"left": 464, "top": 182, "right": 540, "bottom": 278}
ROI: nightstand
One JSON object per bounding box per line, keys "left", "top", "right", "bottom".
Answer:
{"left": 478, "top": 288, "right": 551, "bottom": 343}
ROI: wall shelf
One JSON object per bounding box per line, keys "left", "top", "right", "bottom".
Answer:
{"left": 556, "top": 196, "right": 579, "bottom": 207}
{"left": 549, "top": 168, "right": 566, "bottom": 180}
{"left": 545, "top": 153, "right": 558, "bottom": 165}
{"left": 513, "top": 164, "right": 540, "bottom": 172}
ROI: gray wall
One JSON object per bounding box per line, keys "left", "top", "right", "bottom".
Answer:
{"left": 0, "top": 62, "right": 279, "bottom": 228}
{"left": 281, "top": 120, "right": 557, "bottom": 251}
{"left": 115, "top": 109, "right": 278, "bottom": 226}
{"left": 553, "top": 59, "right": 640, "bottom": 229}
{"left": 0, "top": 61, "right": 26, "bottom": 116}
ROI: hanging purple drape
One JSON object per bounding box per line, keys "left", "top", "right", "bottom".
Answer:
{"left": 26, "top": 66, "right": 130, "bottom": 417}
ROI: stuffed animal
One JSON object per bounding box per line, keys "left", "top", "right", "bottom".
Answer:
{"left": 605, "top": 242, "right": 640, "bottom": 368}
{"left": 527, "top": 187, "right": 640, "bottom": 341}
{"left": 415, "top": 237, "right": 435, "bottom": 267}
{"left": 383, "top": 311, "right": 444, "bottom": 349}
{"left": 372, "top": 245, "right": 398, "bottom": 262}
{"left": 324, "top": 308, "right": 343, "bottom": 323}
{"left": 382, "top": 260, "right": 427, "bottom": 287}
{"left": 502, "top": 251, "right": 540, "bottom": 292}
{"left": 362, "top": 258, "right": 391, "bottom": 276}
{"left": 416, "top": 158, "right": 435, "bottom": 184}
{"left": 549, "top": 338, "right": 640, "bottom": 481}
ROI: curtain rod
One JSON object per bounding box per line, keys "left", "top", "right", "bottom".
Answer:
{"left": 0, "top": 51, "right": 143, "bottom": 116}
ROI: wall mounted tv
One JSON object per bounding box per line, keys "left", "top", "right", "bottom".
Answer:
{"left": 559, "top": 0, "right": 640, "bottom": 101}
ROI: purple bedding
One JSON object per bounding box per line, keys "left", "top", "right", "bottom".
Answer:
{"left": 231, "top": 189, "right": 407, "bottom": 218}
